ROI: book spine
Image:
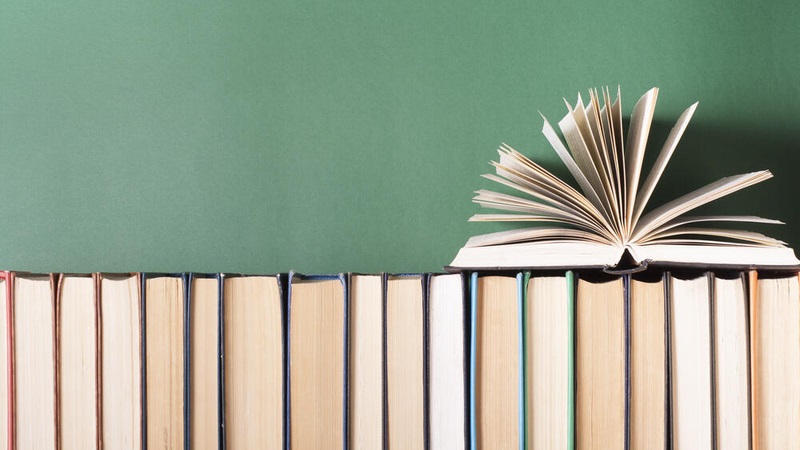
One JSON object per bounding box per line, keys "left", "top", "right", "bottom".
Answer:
{"left": 707, "top": 272, "right": 717, "bottom": 450}
{"left": 3, "top": 272, "right": 11, "bottom": 450}
{"left": 93, "top": 274, "right": 102, "bottom": 450}
{"left": 460, "top": 272, "right": 470, "bottom": 450}
{"left": 521, "top": 271, "right": 530, "bottom": 450}
{"left": 566, "top": 271, "right": 575, "bottom": 450}
{"left": 742, "top": 272, "right": 752, "bottom": 450}
{"left": 422, "top": 273, "right": 430, "bottom": 450}
{"left": 469, "top": 272, "right": 477, "bottom": 450}
{"left": 623, "top": 274, "right": 631, "bottom": 450}
{"left": 217, "top": 274, "right": 226, "bottom": 450}
{"left": 183, "top": 274, "right": 191, "bottom": 450}
{"left": 50, "top": 274, "right": 58, "bottom": 450}
{"left": 381, "top": 272, "right": 388, "bottom": 450}
{"left": 516, "top": 272, "right": 524, "bottom": 450}
{"left": 747, "top": 270, "right": 758, "bottom": 450}
{"left": 140, "top": 274, "right": 147, "bottom": 450}
{"left": 343, "top": 273, "right": 350, "bottom": 450}
{"left": 662, "top": 272, "right": 670, "bottom": 450}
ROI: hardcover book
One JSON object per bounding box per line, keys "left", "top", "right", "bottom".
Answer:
{"left": 222, "top": 274, "right": 284, "bottom": 449}
{"left": 448, "top": 87, "right": 800, "bottom": 271}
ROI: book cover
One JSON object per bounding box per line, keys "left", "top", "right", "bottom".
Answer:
{"left": 668, "top": 272, "right": 713, "bottom": 449}
{"left": 384, "top": 273, "right": 428, "bottom": 450}
{"left": 141, "top": 273, "right": 188, "bottom": 450}
{"left": 427, "top": 272, "right": 468, "bottom": 450}
{"left": 469, "top": 272, "right": 524, "bottom": 450}
{"left": 186, "top": 273, "right": 221, "bottom": 450}
{"left": 56, "top": 273, "right": 99, "bottom": 450}
{"left": 98, "top": 273, "right": 142, "bottom": 450}
{"left": 11, "top": 272, "right": 58, "bottom": 449}
{"left": 574, "top": 273, "right": 625, "bottom": 449}
{"left": 288, "top": 272, "right": 348, "bottom": 450}
{"left": 348, "top": 273, "right": 384, "bottom": 450}
{"left": 524, "top": 271, "right": 574, "bottom": 449}
{"left": 220, "top": 273, "right": 285, "bottom": 450}
{"left": 749, "top": 271, "right": 800, "bottom": 447}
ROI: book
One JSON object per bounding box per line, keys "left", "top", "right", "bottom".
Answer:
{"left": 525, "top": 272, "right": 573, "bottom": 449}
{"left": 0, "top": 272, "right": 8, "bottom": 450}
{"left": 629, "top": 273, "right": 666, "bottom": 449}
{"left": 448, "top": 87, "right": 800, "bottom": 271}
{"left": 428, "top": 273, "right": 467, "bottom": 450}
{"left": 57, "top": 274, "right": 99, "bottom": 450}
{"left": 349, "top": 273, "right": 383, "bottom": 450}
{"left": 13, "top": 273, "right": 57, "bottom": 449}
{"left": 669, "top": 273, "right": 713, "bottom": 449}
{"left": 470, "top": 273, "right": 522, "bottom": 450}
{"left": 142, "top": 273, "right": 186, "bottom": 449}
{"left": 712, "top": 273, "right": 750, "bottom": 449}
{"left": 750, "top": 272, "right": 800, "bottom": 447}
{"left": 222, "top": 274, "right": 284, "bottom": 449}
{"left": 187, "top": 274, "right": 220, "bottom": 450}
{"left": 288, "top": 273, "right": 347, "bottom": 449}
{"left": 385, "top": 274, "right": 426, "bottom": 450}
{"left": 99, "top": 273, "right": 141, "bottom": 450}
{"left": 575, "top": 275, "right": 625, "bottom": 449}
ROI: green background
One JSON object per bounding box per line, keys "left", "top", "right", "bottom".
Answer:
{"left": 1, "top": 0, "right": 798, "bottom": 273}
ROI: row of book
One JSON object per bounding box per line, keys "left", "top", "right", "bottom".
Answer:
{"left": 0, "top": 270, "right": 798, "bottom": 449}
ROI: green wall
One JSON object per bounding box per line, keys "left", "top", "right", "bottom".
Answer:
{"left": 1, "top": 0, "right": 799, "bottom": 273}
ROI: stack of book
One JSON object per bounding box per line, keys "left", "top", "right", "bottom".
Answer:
{"left": 2, "top": 88, "right": 799, "bottom": 449}
{"left": 0, "top": 270, "right": 798, "bottom": 449}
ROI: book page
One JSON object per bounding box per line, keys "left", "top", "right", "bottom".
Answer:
{"left": 631, "top": 102, "right": 698, "bottom": 227}
{"left": 632, "top": 171, "right": 772, "bottom": 242}
{"left": 624, "top": 88, "right": 658, "bottom": 234}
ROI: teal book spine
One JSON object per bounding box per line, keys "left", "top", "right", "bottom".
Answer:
{"left": 469, "top": 273, "right": 477, "bottom": 450}
{"left": 566, "top": 271, "right": 575, "bottom": 450}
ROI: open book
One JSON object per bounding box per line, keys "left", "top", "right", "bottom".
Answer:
{"left": 449, "top": 87, "right": 800, "bottom": 271}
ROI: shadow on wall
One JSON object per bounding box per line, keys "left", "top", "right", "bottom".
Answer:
{"left": 642, "top": 118, "right": 800, "bottom": 250}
